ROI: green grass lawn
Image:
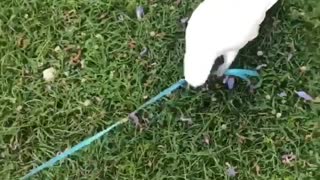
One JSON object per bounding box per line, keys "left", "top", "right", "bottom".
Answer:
{"left": 1, "top": 0, "right": 320, "bottom": 179}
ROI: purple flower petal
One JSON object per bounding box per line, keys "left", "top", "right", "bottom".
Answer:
{"left": 278, "top": 92, "right": 287, "bottom": 97}
{"left": 227, "top": 77, "right": 235, "bottom": 90}
{"left": 295, "top": 91, "right": 314, "bottom": 101}
{"left": 129, "top": 112, "right": 141, "bottom": 127}
{"left": 139, "top": 47, "right": 148, "bottom": 57}
{"left": 226, "top": 166, "right": 237, "bottom": 177}
{"left": 136, "top": 6, "right": 145, "bottom": 20}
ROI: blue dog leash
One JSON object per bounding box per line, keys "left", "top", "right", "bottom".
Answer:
{"left": 22, "top": 80, "right": 187, "bottom": 179}
{"left": 22, "top": 69, "right": 259, "bottom": 179}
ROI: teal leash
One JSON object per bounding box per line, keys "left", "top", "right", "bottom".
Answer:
{"left": 22, "top": 79, "right": 187, "bottom": 180}
{"left": 21, "top": 118, "right": 128, "bottom": 180}
{"left": 22, "top": 69, "right": 259, "bottom": 179}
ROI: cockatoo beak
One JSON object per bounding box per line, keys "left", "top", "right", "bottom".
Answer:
{"left": 183, "top": 53, "right": 215, "bottom": 88}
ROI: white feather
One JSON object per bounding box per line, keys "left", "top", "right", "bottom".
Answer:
{"left": 184, "top": 0, "right": 278, "bottom": 87}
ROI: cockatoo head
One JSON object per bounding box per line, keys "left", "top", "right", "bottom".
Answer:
{"left": 183, "top": 51, "right": 216, "bottom": 88}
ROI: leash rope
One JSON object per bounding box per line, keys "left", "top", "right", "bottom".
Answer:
{"left": 22, "top": 69, "right": 260, "bottom": 179}
{"left": 22, "top": 79, "right": 187, "bottom": 179}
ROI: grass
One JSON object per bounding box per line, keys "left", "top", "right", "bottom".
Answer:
{"left": 0, "top": 0, "right": 320, "bottom": 179}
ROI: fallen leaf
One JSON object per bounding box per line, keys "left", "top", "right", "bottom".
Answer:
{"left": 128, "top": 39, "right": 137, "bottom": 49}
{"left": 9, "top": 138, "right": 19, "bottom": 151}
{"left": 254, "top": 163, "right": 261, "bottom": 176}
{"left": 17, "top": 35, "right": 30, "bottom": 49}
{"left": 155, "top": 32, "right": 166, "bottom": 38}
{"left": 70, "top": 49, "right": 82, "bottom": 65}
{"left": 313, "top": 96, "right": 320, "bottom": 103}
{"left": 203, "top": 134, "right": 210, "bottom": 145}
{"left": 237, "top": 134, "right": 246, "bottom": 144}
{"left": 64, "top": 44, "right": 77, "bottom": 51}
{"left": 129, "top": 112, "right": 141, "bottom": 128}
{"left": 80, "top": 60, "right": 85, "bottom": 69}
{"left": 295, "top": 91, "right": 314, "bottom": 101}
{"left": 281, "top": 153, "right": 297, "bottom": 166}
{"left": 63, "top": 10, "right": 77, "bottom": 23}
{"left": 305, "top": 133, "right": 313, "bottom": 141}
{"left": 98, "top": 13, "right": 108, "bottom": 20}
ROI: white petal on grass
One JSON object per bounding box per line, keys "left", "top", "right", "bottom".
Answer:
{"left": 256, "top": 64, "right": 267, "bottom": 70}
{"left": 278, "top": 92, "right": 287, "bottom": 97}
{"left": 276, "top": 112, "right": 282, "bottom": 118}
{"left": 257, "top": 51, "right": 264, "bottom": 56}
{"left": 83, "top": 100, "right": 91, "bottom": 107}
{"left": 43, "top": 67, "right": 57, "bottom": 82}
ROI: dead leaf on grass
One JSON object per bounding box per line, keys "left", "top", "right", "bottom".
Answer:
{"left": 203, "top": 134, "right": 210, "bottom": 145}
{"left": 17, "top": 35, "right": 30, "bottom": 49}
{"left": 155, "top": 32, "right": 166, "bottom": 38}
{"left": 254, "top": 163, "right": 261, "bottom": 176}
{"left": 70, "top": 49, "right": 82, "bottom": 65}
{"left": 281, "top": 153, "right": 297, "bottom": 166}
{"left": 128, "top": 39, "right": 137, "bottom": 49}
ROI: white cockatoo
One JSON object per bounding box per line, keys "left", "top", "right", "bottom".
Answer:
{"left": 184, "top": 0, "right": 278, "bottom": 87}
